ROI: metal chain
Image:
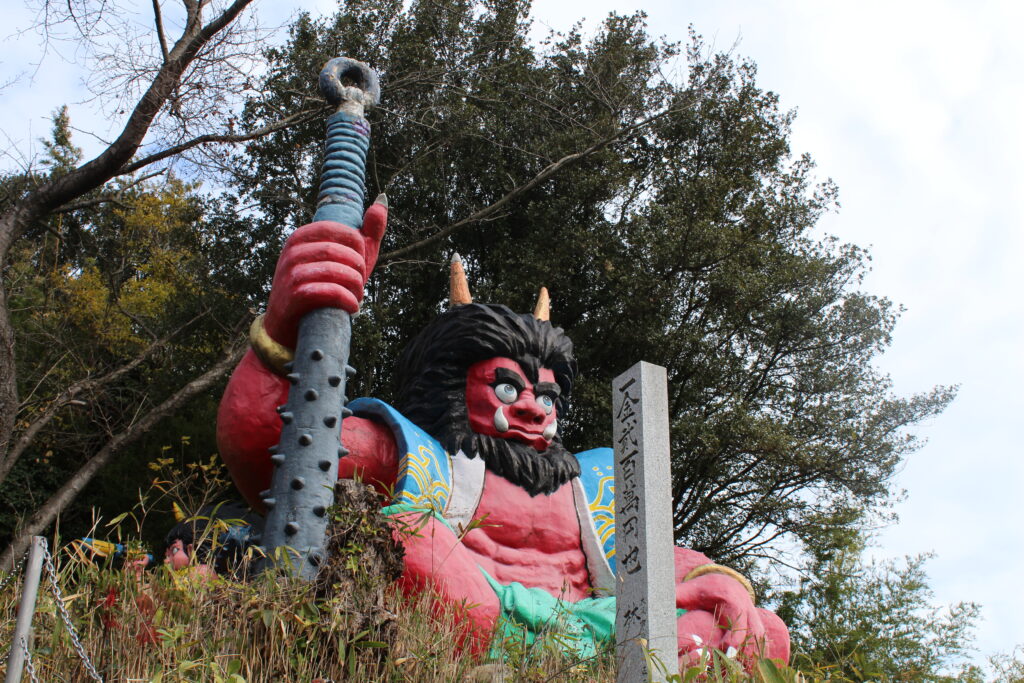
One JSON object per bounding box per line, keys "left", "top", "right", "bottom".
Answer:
{"left": 40, "top": 540, "right": 104, "bottom": 682}
{"left": 1, "top": 549, "right": 30, "bottom": 672}
{"left": 20, "top": 637, "right": 40, "bottom": 683}
{"left": 0, "top": 550, "right": 28, "bottom": 593}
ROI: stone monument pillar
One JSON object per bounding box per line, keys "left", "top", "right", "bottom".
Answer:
{"left": 613, "top": 361, "right": 679, "bottom": 682}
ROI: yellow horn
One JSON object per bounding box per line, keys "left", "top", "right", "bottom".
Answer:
{"left": 172, "top": 502, "right": 186, "bottom": 523}
{"left": 534, "top": 287, "right": 550, "bottom": 322}
{"left": 449, "top": 253, "right": 473, "bottom": 307}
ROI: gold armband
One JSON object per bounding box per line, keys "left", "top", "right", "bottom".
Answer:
{"left": 683, "top": 563, "right": 756, "bottom": 602}
{"left": 249, "top": 314, "right": 294, "bottom": 377}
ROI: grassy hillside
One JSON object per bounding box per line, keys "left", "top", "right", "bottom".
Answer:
{"left": 0, "top": 460, "right": 810, "bottom": 682}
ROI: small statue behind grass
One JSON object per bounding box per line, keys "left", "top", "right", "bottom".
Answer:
{"left": 79, "top": 500, "right": 261, "bottom": 580}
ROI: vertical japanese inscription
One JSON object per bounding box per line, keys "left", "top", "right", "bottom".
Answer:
{"left": 613, "top": 362, "right": 679, "bottom": 682}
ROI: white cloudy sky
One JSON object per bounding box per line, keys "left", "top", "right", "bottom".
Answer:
{"left": 3, "top": 0, "right": 1022, "bottom": 662}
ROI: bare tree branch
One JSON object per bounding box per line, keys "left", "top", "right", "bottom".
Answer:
{"left": 0, "top": 312, "right": 208, "bottom": 485}
{"left": 0, "top": 337, "right": 246, "bottom": 569}
{"left": 151, "top": 0, "right": 170, "bottom": 65}
{"left": 0, "top": 0, "right": 256, "bottom": 263}
{"left": 377, "top": 107, "right": 676, "bottom": 264}
{"left": 52, "top": 196, "right": 126, "bottom": 213}
{"left": 52, "top": 169, "right": 165, "bottom": 213}
{"left": 117, "top": 107, "right": 322, "bottom": 177}
{"left": 0, "top": 0, "right": 256, "bottom": 462}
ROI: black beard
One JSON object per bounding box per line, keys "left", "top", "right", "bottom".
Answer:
{"left": 443, "top": 420, "right": 580, "bottom": 497}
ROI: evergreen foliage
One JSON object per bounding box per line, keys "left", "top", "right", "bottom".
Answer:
{"left": 217, "top": 0, "right": 953, "bottom": 565}
{"left": 777, "top": 527, "right": 982, "bottom": 680}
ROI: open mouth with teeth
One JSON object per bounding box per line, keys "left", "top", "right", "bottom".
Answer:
{"left": 493, "top": 405, "right": 558, "bottom": 445}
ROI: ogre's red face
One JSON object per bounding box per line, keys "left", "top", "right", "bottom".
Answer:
{"left": 465, "top": 357, "right": 559, "bottom": 451}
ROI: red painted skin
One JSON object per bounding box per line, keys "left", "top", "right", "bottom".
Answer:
{"left": 464, "top": 358, "right": 558, "bottom": 452}
{"left": 216, "top": 207, "right": 791, "bottom": 667}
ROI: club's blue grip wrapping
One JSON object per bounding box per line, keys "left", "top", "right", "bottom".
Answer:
{"left": 313, "top": 111, "right": 371, "bottom": 229}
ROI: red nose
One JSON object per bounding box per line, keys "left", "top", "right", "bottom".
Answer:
{"left": 511, "top": 400, "right": 546, "bottom": 425}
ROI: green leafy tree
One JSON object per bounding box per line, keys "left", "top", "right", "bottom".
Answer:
{"left": 776, "top": 529, "right": 981, "bottom": 681}
{"left": 221, "top": 0, "right": 952, "bottom": 568}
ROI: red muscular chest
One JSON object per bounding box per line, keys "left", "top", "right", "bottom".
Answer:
{"left": 460, "top": 470, "right": 592, "bottom": 601}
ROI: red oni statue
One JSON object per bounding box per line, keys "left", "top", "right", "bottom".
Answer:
{"left": 216, "top": 203, "right": 791, "bottom": 667}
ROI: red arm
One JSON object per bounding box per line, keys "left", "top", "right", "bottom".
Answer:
{"left": 217, "top": 199, "right": 394, "bottom": 509}
{"left": 217, "top": 350, "right": 399, "bottom": 511}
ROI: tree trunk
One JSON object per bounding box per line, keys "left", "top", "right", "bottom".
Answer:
{"left": 0, "top": 272, "right": 17, "bottom": 465}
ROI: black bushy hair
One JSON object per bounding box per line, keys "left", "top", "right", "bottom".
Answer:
{"left": 393, "top": 303, "right": 580, "bottom": 496}
{"left": 163, "top": 501, "right": 260, "bottom": 572}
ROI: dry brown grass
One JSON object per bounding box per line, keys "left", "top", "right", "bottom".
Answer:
{"left": 0, "top": 546, "right": 622, "bottom": 682}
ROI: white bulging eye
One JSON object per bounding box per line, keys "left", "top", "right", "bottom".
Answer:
{"left": 494, "top": 383, "right": 519, "bottom": 404}
{"left": 536, "top": 395, "right": 554, "bottom": 414}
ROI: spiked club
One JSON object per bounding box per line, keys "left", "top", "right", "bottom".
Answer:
{"left": 260, "top": 57, "right": 381, "bottom": 579}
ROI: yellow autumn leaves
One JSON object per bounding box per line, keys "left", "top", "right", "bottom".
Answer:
{"left": 54, "top": 178, "right": 205, "bottom": 355}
